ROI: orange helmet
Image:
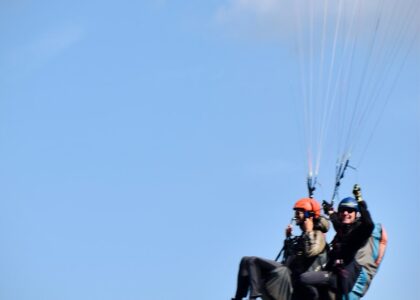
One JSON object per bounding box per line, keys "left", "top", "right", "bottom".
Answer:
{"left": 293, "top": 197, "right": 321, "bottom": 218}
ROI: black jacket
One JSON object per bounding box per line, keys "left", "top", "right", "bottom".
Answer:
{"left": 327, "top": 200, "right": 374, "bottom": 293}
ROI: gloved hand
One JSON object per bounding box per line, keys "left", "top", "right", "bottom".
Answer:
{"left": 322, "top": 200, "right": 333, "bottom": 215}
{"left": 285, "top": 224, "right": 293, "bottom": 237}
{"left": 353, "top": 184, "right": 363, "bottom": 202}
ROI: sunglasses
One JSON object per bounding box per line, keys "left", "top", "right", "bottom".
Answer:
{"left": 338, "top": 208, "right": 357, "bottom": 214}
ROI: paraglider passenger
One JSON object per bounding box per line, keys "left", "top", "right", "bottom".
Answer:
{"left": 232, "top": 198, "right": 329, "bottom": 300}
{"left": 300, "top": 185, "right": 374, "bottom": 299}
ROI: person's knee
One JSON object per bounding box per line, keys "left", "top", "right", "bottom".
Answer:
{"left": 240, "top": 256, "right": 256, "bottom": 267}
{"left": 300, "top": 271, "right": 327, "bottom": 285}
{"left": 241, "top": 256, "right": 257, "bottom": 263}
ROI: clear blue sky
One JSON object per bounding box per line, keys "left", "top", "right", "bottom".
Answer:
{"left": 0, "top": 1, "right": 418, "bottom": 299}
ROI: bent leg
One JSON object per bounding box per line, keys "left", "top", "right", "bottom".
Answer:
{"left": 299, "top": 271, "right": 337, "bottom": 300}
{"left": 247, "top": 257, "right": 283, "bottom": 298}
{"left": 300, "top": 271, "right": 335, "bottom": 286}
{"left": 233, "top": 256, "right": 253, "bottom": 299}
{"left": 234, "top": 256, "right": 283, "bottom": 299}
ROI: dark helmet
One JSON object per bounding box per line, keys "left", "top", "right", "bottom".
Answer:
{"left": 338, "top": 197, "right": 359, "bottom": 212}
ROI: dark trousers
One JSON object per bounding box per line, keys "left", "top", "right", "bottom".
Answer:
{"left": 299, "top": 271, "right": 337, "bottom": 300}
{"left": 234, "top": 256, "right": 283, "bottom": 299}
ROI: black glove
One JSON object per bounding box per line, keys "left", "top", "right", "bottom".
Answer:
{"left": 353, "top": 184, "right": 363, "bottom": 202}
{"left": 322, "top": 200, "right": 333, "bottom": 215}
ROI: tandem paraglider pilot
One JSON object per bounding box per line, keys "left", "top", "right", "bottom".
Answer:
{"left": 231, "top": 197, "right": 329, "bottom": 300}
{"left": 300, "top": 185, "right": 387, "bottom": 300}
